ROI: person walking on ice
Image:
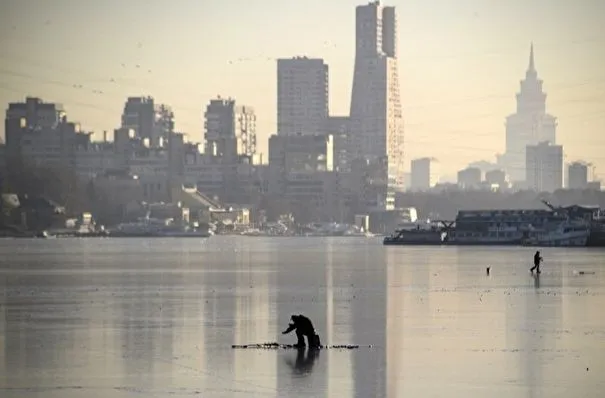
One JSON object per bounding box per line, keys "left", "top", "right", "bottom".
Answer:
{"left": 530, "top": 250, "right": 543, "bottom": 274}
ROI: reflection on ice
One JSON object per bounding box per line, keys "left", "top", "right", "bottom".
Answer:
{"left": 0, "top": 238, "right": 604, "bottom": 398}
{"left": 284, "top": 347, "right": 320, "bottom": 375}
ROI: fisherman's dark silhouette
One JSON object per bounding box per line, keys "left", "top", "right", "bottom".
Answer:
{"left": 282, "top": 314, "right": 321, "bottom": 348}
{"left": 530, "top": 250, "right": 543, "bottom": 274}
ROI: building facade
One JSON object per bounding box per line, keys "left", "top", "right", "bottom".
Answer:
{"left": 6, "top": 97, "right": 65, "bottom": 130}
{"left": 204, "top": 97, "right": 256, "bottom": 160}
{"left": 410, "top": 157, "right": 439, "bottom": 191}
{"left": 325, "top": 116, "right": 351, "bottom": 172}
{"left": 268, "top": 134, "right": 337, "bottom": 222}
{"left": 268, "top": 134, "right": 334, "bottom": 176}
{"left": 526, "top": 141, "right": 563, "bottom": 192}
{"left": 74, "top": 142, "right": 117, "bottom": 179}
{"left": 485, "top": 169, "right": 508, "bottom": 189}
{"left": 277, "top": 57, "right": 329, "bottom": 136}
{"left": 5, "top": 100, "right": 92, "bottom": 173}
{"left": 568, "top": 162, "right": 588, "bottom": 190}
{"left": 0, "top": 143, "right": 5, "bottom": 177}
{"left": 457, "top": 167, "right": 482, "bottom": 190}
{"left": 121, "top": 97, "right": 175, "bottom": 148}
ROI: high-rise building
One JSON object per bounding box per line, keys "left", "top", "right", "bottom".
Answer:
{"left": 121, "top": 96, "right": 174, "bottom": 148}
{"left": 154, "top": 104, "right": 175, "bottom": 145}
{"left": 4, "top": 97, "right": 88, "bottom": 169}
{"left": 6, "top": 97, "right": 66, "bottom": 130}
{"left": 526, "top": 141, "right": 563, "bottom": 192}
{"left": 349, "top": 1, "right": 404, "bottom": 194}
{"left": 277, "top": 57, "right": 329, "bottom": 135}
{"left": 410, "top": 157, "right": 439, "bottom": 191}
{"left": 5, "top": 119, "right": 87, "bottom": 170}
{"left": 500, "top": 44, "right": 557, "bottom": 182}
{"left": 568, "top": 162, "right": 588, "bottom": 190}
{"left": 121, "top": 97, "right": 153, "bottom": 143}
{"left": 204, "top": 97, "right": 256, "bottom": 159}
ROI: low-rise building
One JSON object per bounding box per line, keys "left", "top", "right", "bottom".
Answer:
{"left": 568, "top": 162, "right": 588, "bottom": 190}
{"left": 457, "top": 167, "right": 482, "bottom": 190}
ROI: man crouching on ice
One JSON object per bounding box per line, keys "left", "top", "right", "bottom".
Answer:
{"left": 282, "top": 314, "right": 321, "bottom": 348}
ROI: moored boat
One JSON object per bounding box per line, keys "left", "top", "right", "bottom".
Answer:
{"left": 383, "top": 229, "right": 446, "bottom": 245}
{"left": 383, "top": 222, "right": 448, "bottom": 245}
{"left": 109, "top": 218, "right": 212, "bottom": 238}
{"left": 523, "top": 221, "right": 590, "bottom": 247}
{"left": 384, "top": 201, "right": 600, "bottom": 247}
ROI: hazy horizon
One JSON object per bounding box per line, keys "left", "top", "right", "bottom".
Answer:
{"left": 1, "top": 0, "right": 604, "bottom": 177}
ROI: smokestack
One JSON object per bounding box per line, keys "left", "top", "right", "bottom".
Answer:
{"left": 103, "top": 130, "right": 107, "bottom": 142}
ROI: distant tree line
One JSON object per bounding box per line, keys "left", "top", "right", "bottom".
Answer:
{"left": 3, "top": 160, "right": 87, "bottom": 210}
{"left": 1, "top": 161, "right": 122, "bottom": 229}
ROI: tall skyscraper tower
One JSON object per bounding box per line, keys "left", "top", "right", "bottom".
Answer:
{"left": 277, "top": 56, "right": 329, "bottom": 135}
{"left": 500, "top": 44, "right": 557, "bottom": 182}
{"left": 349, "top": 1, "right": 404, "bottom": 194}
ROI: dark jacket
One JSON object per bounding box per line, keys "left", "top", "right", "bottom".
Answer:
{"left": 534, "top": 252, "right": 542, "bottom": 265}
{"left": 283, "top": 315, "right": 315, "bottom": 335}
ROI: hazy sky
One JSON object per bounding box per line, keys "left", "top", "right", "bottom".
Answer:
{"left": 1, "top": 0, "right": 604, "bottom": 178}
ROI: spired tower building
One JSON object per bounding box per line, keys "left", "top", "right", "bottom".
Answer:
{"left": 349, "top": 1, "right": 405, "bottom": 203}
{"left": 499, "top": 44, "right": 557, "bottom": 183}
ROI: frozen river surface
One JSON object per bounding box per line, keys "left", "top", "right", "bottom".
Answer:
{"left": 0, "top": 237, "right": 604, "bottom": 397}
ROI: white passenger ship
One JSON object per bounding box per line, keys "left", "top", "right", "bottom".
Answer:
{"left": 523, "top": 222, "right": 590, "bottom": 247}
{"left": 448, "top": 207, "right": 590, "bottom": 247}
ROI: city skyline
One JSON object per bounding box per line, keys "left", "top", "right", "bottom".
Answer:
{"left": 1, "top": 0, "right": 604, "bottom": 176}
